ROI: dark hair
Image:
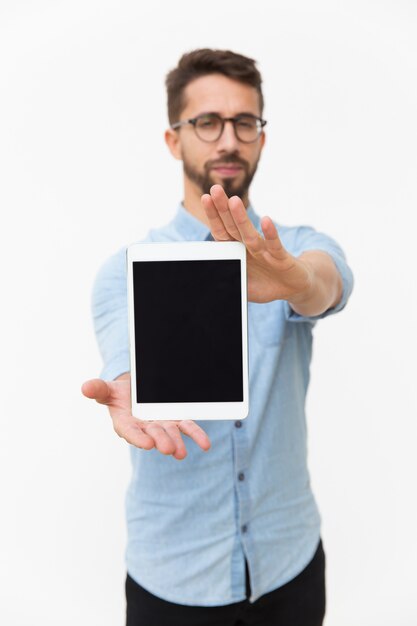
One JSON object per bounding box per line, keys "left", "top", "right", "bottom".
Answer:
{"left": 165, "top": 48, "right": 264, "bottom": 125}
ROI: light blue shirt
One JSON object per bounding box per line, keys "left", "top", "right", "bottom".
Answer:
{"left": 92, "top": 203, "right": 354, "bottom": 606}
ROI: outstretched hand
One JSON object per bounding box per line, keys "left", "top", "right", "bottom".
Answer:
{"left": 201, "top": 185, "right": 314, "bottom": 304}
{"left": 81, "top": 376, "right": 211, "bottom": 460}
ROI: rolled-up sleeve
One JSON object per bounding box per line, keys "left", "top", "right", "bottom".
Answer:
{"left": 92, "top": 247, "right": 130, "bottom": 381}
{"left": 283, "top": 225, "right": 354, "bottom": 324}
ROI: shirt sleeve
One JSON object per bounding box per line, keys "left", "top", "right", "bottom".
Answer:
{"left": 283, "top": 225, "right": 354, "bottom": 324}
{"left": 92, "top": 247, "right": 130, "bottom": 381}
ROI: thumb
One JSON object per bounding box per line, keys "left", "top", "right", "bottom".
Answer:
{"left": 81, "top": 378, "right": 112, "bottom": 405}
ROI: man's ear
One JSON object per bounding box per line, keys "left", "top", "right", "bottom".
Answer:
{"left": 165, "top": 128, "right": 182, "bottom": 160}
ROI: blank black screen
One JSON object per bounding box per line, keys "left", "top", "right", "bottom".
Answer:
{"left": 133, "top": 260, "right": 243, "bottom": 403}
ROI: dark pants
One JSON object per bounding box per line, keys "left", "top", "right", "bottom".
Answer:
{"left": 125, "top": 539, "right": 326, "bottom": 626}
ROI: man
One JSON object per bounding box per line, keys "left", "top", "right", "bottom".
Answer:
{"left": 82, "top": 49, "right": 353, "bottom": 626}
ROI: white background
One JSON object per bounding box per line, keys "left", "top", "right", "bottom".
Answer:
{"left": 1, "top": 1, "right": 416, "bottom": 624}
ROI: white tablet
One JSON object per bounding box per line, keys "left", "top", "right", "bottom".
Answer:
{"left": 127, "top": 241, "right": 249, "bottom": 421}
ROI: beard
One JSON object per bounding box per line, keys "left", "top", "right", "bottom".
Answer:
{"left": 182, "top": 152, "right": 259, "bottom": 199}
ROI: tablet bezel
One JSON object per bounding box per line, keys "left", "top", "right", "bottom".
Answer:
{"left": 127, "top": 241, "right": 249, "bottom": 421}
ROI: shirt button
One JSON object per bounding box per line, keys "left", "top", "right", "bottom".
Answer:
{"left": 241, "top": 524, "right": 248, "bottom": 534}
{"left": 238, "top": 472, "right": 245, "bottom": 481}
{"left": 235, "top": 420, "right": 242, "bottom": 428}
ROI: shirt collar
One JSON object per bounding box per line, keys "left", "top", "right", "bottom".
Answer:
{"left": 173, "top": 201, "right": 261, "bottom": 241}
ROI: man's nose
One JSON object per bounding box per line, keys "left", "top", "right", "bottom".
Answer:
{"left": 216, "top": 120, "right": 240, "bottom": 152}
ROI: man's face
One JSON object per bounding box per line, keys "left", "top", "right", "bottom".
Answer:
{"left": 167, "top": 74, "right": 265, "bottom": 200}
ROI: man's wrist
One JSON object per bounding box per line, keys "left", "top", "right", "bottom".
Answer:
{"left": 286, "top": 259, "right": 316, "bottom": 309}
{"left": 286, "top": 252, "right": 342, "bottom": 317}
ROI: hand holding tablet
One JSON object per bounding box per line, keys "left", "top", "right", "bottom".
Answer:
{"left": 82, "top": 213, "right": 249, "bottom": 458}
{"left": 81, "top": 375, "right": 211, "bottom": 460}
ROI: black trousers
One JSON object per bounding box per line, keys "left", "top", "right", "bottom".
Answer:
{"left": 125, "top": 539, "right": 326, "bottom": 626}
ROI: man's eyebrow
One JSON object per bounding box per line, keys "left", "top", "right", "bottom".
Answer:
{"left": 192, "top": 110, "right": 259, "bottom": 118}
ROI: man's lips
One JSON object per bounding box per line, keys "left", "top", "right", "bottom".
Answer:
{"left": 211, "top": 164, "right": 244, "bottom": 176}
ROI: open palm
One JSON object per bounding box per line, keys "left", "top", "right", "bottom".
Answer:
{"left": 201, "top": 185, "right": 312, "bottom": 303}
{"left": 81, "top": 376, "right": 211, "bottom": 460}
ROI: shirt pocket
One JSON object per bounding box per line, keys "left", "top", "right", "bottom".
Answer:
{"left": 248, "top": 300, "right": 288, "bottom": 348}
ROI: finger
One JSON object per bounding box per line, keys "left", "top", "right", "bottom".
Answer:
{"left": 228, "top": 196, "right": 265, "bottom": 255}
{"left": 163, "top": 423, "right": 188, "bottom": 460}
{"left": 178, "top": 420, "right": 211, "bottom": 451}
{"left": 115, "top": 419, "right": 156, "bottom": 450}
{"left": 81, "top": 378, "right": 112, "bottom": 405}
{"left": 209, "top": 184, "right": 242, "bottom": 241}
{"left": 141, "top": 422, "right": 177, "bottom": 455}
{"left": 260, "top": 216, "right": 286, "bottom": 258}
{"left": 201, "top": 193, "right": 234, "bottom": 241}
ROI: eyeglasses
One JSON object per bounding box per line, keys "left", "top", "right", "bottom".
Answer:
{"left": 171, "top": 112, "right": 267, "bottom": 143}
